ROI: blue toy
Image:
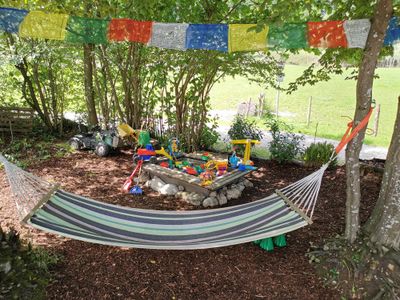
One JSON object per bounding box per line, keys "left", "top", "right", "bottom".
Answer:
{"left": 130, "top": 185, "right": 143, "bottom": 195}
{"left": 229, "top": 152, "right": 240, "bottom": 168}
{"left": 238, "top": 164, "right": 257, "bottom": 171}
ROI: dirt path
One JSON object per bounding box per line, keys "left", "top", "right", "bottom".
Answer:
{"left": 0, "top": 151, "right": 382, "bottom": 299}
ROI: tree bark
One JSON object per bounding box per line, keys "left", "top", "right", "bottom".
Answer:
{"left": 344, "top": 0, "right": 393, "bottom": 243}
{"left": 83, "top": 43, "right": 99, "bottom": 127}
{"left": 367, "top": 96, "right": 400, "bottom": 249}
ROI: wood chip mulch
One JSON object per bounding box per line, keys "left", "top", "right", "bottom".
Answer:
{"left": 0, "top": 150, "right": 382, "bottom": 300}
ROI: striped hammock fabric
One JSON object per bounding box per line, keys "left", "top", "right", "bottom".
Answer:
{"left": 29, "top": 190, "right": 308, "bottom": 250}
{"left": 0, "top": 154, "right": 327, "bottom": 250}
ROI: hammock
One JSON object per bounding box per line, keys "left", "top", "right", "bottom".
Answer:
{"left": 0, "top": 106, "right": 373, "bottom": 250}
{"left": 0, "top": 154, "right": 325, "bottom": 250}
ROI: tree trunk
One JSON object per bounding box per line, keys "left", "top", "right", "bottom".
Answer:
{"left": 344, "top": 0, "right": 393, "bottom": 243}
{"left": 367, "top": 96, "right": 400, "bottom": 249}
{"left": 83, "top": 43, "right": 99, "bottom": 126}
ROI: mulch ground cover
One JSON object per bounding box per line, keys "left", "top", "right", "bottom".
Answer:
{"left": 0, "top": 150, "right": 382, "bottom": 299}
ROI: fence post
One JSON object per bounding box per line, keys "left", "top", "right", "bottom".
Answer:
{"left": 374, "top": 103, "right": 381, "bottom": 137}
{"left": 246, "top": 98, "right": 252, "bottom": 117}
{"left": 307, "top": 96, "right": 313, "bottom": 127}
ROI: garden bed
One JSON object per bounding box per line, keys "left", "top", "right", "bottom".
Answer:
{"left": 0, "top": 150, "right": 382, "bottom": 299}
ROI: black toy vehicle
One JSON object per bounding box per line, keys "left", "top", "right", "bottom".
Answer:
{"left": 68, "top": 127, "right": 122, "bottom": 157}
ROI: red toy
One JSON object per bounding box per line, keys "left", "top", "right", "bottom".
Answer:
{"left": 123, "top": 160, "right": 143, "bottom": 192}
{"left": 183, "top": 166, "right": 198, "bottom": 175}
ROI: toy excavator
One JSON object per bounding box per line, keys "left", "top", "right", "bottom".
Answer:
{"left": 230, "top": 139, "right": 260, "bottom": 165}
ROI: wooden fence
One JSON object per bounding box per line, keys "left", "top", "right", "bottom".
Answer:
{"left": 0, "top": 107, "right": 34, "bottom": 133}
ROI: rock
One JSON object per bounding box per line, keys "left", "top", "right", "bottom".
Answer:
{"left": 227, "top": 188, "right": 241, "bottom": 200}
{"left": 138, "top": 172, "right": 150, "bottom": 183}
{"left": 179, "top": 192, "right": 190, "bottom": 201}
{"left": 159, "top": 184, "right": 179, "bottom": 195}
{"left": 237, "top": 183, "right": 245, "bottom": 192}
{"left": 217, "top": 193, "right": 227, "bottom": 205}
{"left": 178, "top": 185, "right": 185, "bottom": 191}
{"left": 186, "top": 192, "right": 205, "bottom": 206}
{"left": 242, "top": 179, "right": 254, "bottom": 188}
{"left": 209, "top": 192, "right": 217, "bottom": 198}
{"left": 149, "top": 177, "right": 166, "bottom": 192}
{"left": 388, "top": 263, "right": 395, "bottom": 271}
{"left": 203, "top": 197, "right": 219, "bottom": 207}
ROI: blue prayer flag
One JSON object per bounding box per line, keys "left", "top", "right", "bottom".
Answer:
{"left": 384, "top": 17, "right": 400, "bottom": 46}
{"left": 0, "top": 7, "right": 28, "bottom": 33}
{"left": 186, "top": 24, "right": 228, "bottom": 52}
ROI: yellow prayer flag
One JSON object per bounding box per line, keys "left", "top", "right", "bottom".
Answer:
{"left": 19, "top": 11, "right": 69, "bottom": 40}
{"left": 228, "top": 24, "right": 269, "bottom": 52}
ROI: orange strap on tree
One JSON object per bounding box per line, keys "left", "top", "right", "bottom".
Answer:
{"left": 335, "top": 105, "right": 374, "bottom": 154}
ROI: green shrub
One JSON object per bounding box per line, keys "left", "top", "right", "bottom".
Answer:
{"left": 200, "top": 124, "right": 219, "bottom": 150}
{"left": 0, "top": 227, "right": 59, "bottom": 299}
{"left": 303, "top": 142, "right": 337, "bottom": 168}
{"left": 265, "top": 117, "right": 304, "bottom": 164}
{"left": 228, "top": 114, "right": 264, "bottom": 141}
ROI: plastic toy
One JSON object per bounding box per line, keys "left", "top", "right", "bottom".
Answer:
{"left": 194, "top": 165, "right": 204, "bottom": 174}
{"left": 230, "top": 139, "right": 260, "bottom": 165}
{"left": 228, "top": 151, "right": 240, "bottom": 168}
{"left": 168, "top": 138, "right": 182, "bottom": 158}
{"left": 129, "top": 185, "right": 143, "bottom": 195}
{"left": 133, "top": 144, "right": 173, "bottom": 163}
{"left": 160, "top": 161, "right": 169, "bottom": 168}
{"left": 238, "top": 163, "right": 257, "bottom": 171}
{"left": 216, "top": 162, "right": 228, "bottom": 176}
{"left": 183, "top": 166, "right": 198, "bottom": 175}
{"left": 201, "top": 152, "right": 210, "bottom": 161}
{"left": 123, "top": 160, "right": 144, "bottom": 192}
{"left": 199, "top": 170, "right": 215, "bottom": 186}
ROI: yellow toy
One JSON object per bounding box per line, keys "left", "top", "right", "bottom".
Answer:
{"left": 155, "top": 147, "right": 173, "bottom": 161}
{"left": 230, "top": 139, "right": 260, "bottom": 164}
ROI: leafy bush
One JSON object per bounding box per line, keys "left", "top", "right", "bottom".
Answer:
{"left": 0, "top": 227, "right": 59, "bottom": 299}
{"left": 303, "top": 142, "right": 337, "bottom": 168}
{"left": 265, "top": 117, "right": 304, "bottom": 164}
{"left": 200, "top": 124, "right": 219, "bottom": 150}
{"left": 228, "top": 115, "right": 264, "bottom": 141}
{"left": 228, "top": 115, "right": 264, "bottom": 155}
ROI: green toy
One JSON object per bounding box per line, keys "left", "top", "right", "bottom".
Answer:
{"left": 254, "top": 234, "right": 286, "bottom": 251}
{"left": 138, "top": 131, "right": 151, "bottom": 147}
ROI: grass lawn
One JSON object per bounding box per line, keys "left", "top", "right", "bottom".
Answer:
{"left": 210, "top": 64, "right": 400, "bottom": 147}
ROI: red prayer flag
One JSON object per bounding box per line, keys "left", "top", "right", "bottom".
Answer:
{"left": 108, "top": 19, "right": 152, "bottom": 43}
{"left": 307, "top": 21, "right": 348, "bottom": 48}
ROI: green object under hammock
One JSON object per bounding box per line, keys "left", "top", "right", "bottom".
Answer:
{"left": 0, "top": 154, "right": 327, "bottom": 250}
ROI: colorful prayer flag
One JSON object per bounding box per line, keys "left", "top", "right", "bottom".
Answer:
{"left": 384, "top": 17, "right": 400, "bottom": 46}
{"left": 186, "top": 24, "right": 228, "bottom": 52}
{"left": 268, "top": 23, "right": 307, "bottom": 49}
{"left": 308, "top": 21, "right": 347, "bottom": 48}
{"left": 343, "top": 19, "right": 371, "bottom": 49}
{"left": 229, "top": 24, "right": 268, "bottom": 52}
{"left": 0, "top": 7, "right": 28, "bottom": 33}
{"left": 108, "top": 19, "right": 152, "bottom": 43}
{"left": 19, "top": 11, "right": 69, "bottom": 40}
{"left": 65, "top": 16, "right": 108, "bottom": 44}
{"left": 148, "top": 22, "right": 188, "bottom": 50}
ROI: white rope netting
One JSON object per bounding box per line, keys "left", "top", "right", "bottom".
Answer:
{"left": 0, "top": 154, "right": 58, "bottom": 223}
{"left": 278, "top": 163, "right": 329, "bottom": 220}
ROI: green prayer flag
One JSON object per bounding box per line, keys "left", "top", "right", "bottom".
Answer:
{"left": 65, "top": 16, "right": 108, "bottom": 44}
{"left": 268, "top": 23, "right": 307, "bottom": 49}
